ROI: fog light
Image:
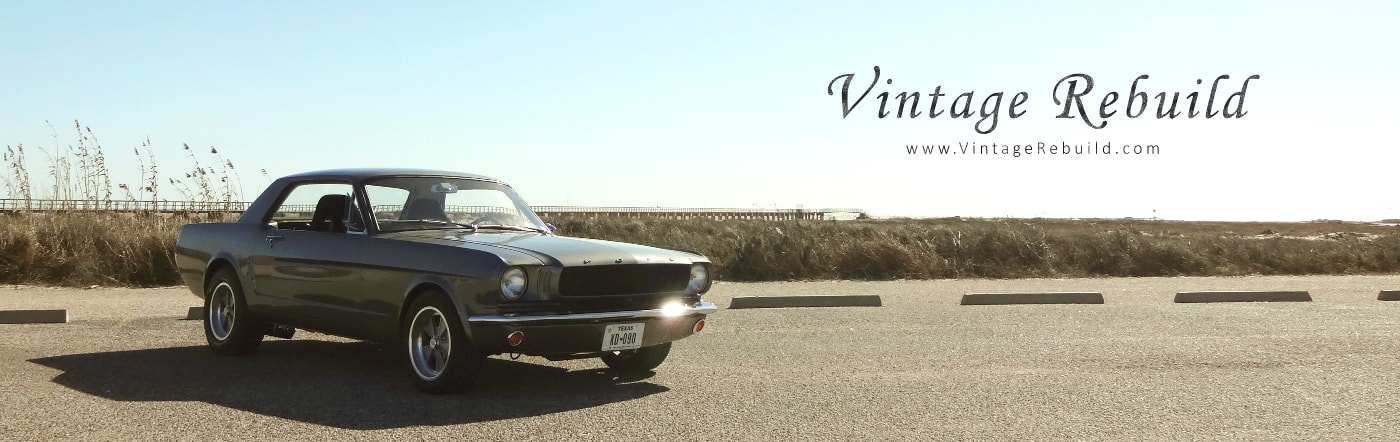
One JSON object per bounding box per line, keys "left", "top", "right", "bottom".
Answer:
{"left": 693, "top": 320, "right": 705, "bottom": 333}
{"left": 661, "top": 302, "right": 686, "bottom": 317}
{"left": 507, "top": 331, "right": 525, "bottom": 347}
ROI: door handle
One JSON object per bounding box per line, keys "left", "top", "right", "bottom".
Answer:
{"left": 264, "top": 235, "right": 285, "bottom": 245}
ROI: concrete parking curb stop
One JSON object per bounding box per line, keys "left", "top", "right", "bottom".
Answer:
{"left": 0, "top": 309, "right": 69, "bottom": 324}
{"left": 1379, "top": 290, "right": 1400, "bottom": 301}
{"left": 729, "top": 295, "right": 882, "bottom": 309}
{"left": 185, "top": 307, "right": 203, "bottom": 320}
{"left": 960, "top": 292, "right": 1105, "bottom": 305}
{"left": 1174, "top": 291, "right": 1312, "bottom": 303}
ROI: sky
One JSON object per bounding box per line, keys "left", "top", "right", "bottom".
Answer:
{"left": 2, "top": 1, "right": 1397, "bottom": 221}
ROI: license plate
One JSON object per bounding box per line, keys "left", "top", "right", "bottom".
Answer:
{"left": 601, "top": 323, "right": 645, "bottom": 351}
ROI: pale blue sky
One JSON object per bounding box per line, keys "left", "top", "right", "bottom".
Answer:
{"left": 3, "top": 1, "right": 1396, "bottom": 220}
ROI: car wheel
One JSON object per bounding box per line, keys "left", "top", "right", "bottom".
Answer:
{"left": 403, "top": 291, "right": 484, "bottom": 394}
{"left": 204, "top": 268, "right": 265, "bottom": 355}
{"left": 600, "top": 342, "right": 671, "bottom": 372}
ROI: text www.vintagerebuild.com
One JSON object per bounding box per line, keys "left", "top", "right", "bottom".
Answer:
{"left": 905, "top": 141, "right": 1160, "bottom": 157}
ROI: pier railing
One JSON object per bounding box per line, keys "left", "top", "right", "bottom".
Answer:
{"left": 0, "top": 199, "right": 865, "bottom": 221}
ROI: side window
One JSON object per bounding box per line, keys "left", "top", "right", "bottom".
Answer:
{"left": 268, "top": 182, "right": 355, "bottom": 232}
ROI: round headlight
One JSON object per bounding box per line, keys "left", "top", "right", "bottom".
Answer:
{"left": 500, "top": 267, "right": 527, "bottom": 301}
{"left": 687, "top": 264, "right": 709, "bottom": 294}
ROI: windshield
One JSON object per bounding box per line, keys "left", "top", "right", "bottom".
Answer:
{"left": 363, "top": 176, "right": 548, "bottom": 233}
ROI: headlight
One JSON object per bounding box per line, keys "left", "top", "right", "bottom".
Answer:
{"left": 500, "top": 267, "right": 527, "bottom": 301}
{"left": 686, "top": 263, "right": 710, "bottom": 294}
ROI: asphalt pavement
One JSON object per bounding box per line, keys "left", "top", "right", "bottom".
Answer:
{"left": 3, "top": 274, "right": 1400, "bottom": 441}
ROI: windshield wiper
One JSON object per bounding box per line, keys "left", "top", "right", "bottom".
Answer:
{"left": 474, "top": 224, "right": 550, "bottom": 234}
{"left": 384, "top": 219, "right": 547, "bottom": 234}
{"left": 385, "top": 219, "right": 478, "bottom": 231}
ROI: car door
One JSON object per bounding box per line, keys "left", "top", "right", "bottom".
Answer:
{"left": 250, "top": 181, "right": 371, "bottom": 336}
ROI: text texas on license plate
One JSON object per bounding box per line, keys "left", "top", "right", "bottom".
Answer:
{"left": 602, "top": 323, "right": 645, "bottom": 351}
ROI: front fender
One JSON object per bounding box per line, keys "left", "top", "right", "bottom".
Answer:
{"left": 402, "top": 274, "right": 479, "bottom": 341}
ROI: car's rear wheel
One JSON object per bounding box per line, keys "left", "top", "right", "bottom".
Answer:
{"left": 403, "top": 291, "right": 484, "bottom": 394}
{"left": 204, "top": 268, "right": 264, "bottom": 355}
{"left": 600, "top": 342, "right": 671, "bottom": 372}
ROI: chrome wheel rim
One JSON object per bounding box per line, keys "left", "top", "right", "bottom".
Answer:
{"left": 208, "top": 282, "right": 236, "bottom": 341}
{"left": 409, "top": 306, "right": 452, "bottom": 381}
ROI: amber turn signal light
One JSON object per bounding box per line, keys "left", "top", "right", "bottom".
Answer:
{"left": 693, "top": 320, "right": 705, "bottom": 333}
{"left": 507, "top": 331, "right": 525, "bottom": 347}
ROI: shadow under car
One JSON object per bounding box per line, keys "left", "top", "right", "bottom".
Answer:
{"left": 29, "top": 339, "right": 668, "bottom": 430}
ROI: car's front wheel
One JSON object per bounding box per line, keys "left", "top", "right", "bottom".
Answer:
{"left": 403, "top": 291, "right": 484, "bottom": 394}
{"left": 204, "top": 268, "right": 264, "bottom": 355}
{"left": 600, "top": 342, "right": 671, "bottom": 372}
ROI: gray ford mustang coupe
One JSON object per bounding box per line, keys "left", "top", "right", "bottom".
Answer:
{"left": 174, "top": 169, "right": 716, "bottom": 393}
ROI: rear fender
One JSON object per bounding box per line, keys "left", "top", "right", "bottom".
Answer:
{"left": 198, "top": 251, "right": 242, "bottom": 300}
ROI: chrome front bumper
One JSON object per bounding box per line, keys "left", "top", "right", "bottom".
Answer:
{"left": 468, "top": 300, "right": 718, "bottom": 325}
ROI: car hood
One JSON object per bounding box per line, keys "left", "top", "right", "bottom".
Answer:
{"left": 377, "top": 230, "right": 706, "bottom": 267}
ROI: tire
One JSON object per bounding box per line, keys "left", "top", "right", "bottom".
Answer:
{"left": 204, "top": 268, "right": 265, "bottom": 355}
{"left": 600, "top": 342, "right": 671, "bottom": 372}
{"left": 403, "top": 291, "right": 484, "bottom": 394}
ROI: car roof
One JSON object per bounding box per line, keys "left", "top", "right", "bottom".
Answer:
{"left": 279, "top": 168, "right": 504, "bottom": 183}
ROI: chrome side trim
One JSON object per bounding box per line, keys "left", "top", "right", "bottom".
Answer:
{"left": 468, "top": 301, "right": 717, "bottom": 324}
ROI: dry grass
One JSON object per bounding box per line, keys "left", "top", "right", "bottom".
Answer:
{"left": 2, "top": 121, "right": 245, "bottom": 286}
{"left": 548, "top": 216, "right": 1400, "bottom": 282}
{"left": 4, "top": 123, "right": 1398, "bottom": 287}
{"left": 0, "top": 213, "right": 177, "bottom": 286}
{"left": 1, "top": 211, "right": 1397, "bottom": 288}
{"left": 0, "top": 212, "right": 239, "bottom": 287}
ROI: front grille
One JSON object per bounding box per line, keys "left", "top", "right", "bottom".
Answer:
{"left": 558, "top": 264, "right": 690, "bottom": 297}
{"left": 497, "top": 294, "right": 701, "bottom": 316}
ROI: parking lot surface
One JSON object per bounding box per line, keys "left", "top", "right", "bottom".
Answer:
{"left": 3, "top": 274, "right": 1400, "bottom": 440}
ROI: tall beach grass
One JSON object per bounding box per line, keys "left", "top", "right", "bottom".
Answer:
{"left": 3, "top": 123, "right": 1398, "bottom": 287}
{"left": 2, "top": 121, "right": 241, "bottom": 286}
{"left": 3, "top": 213, "right": 1397, "bottom": 287}
{"left": 548, "top": 216, "right": 1400, "bottom": 282}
